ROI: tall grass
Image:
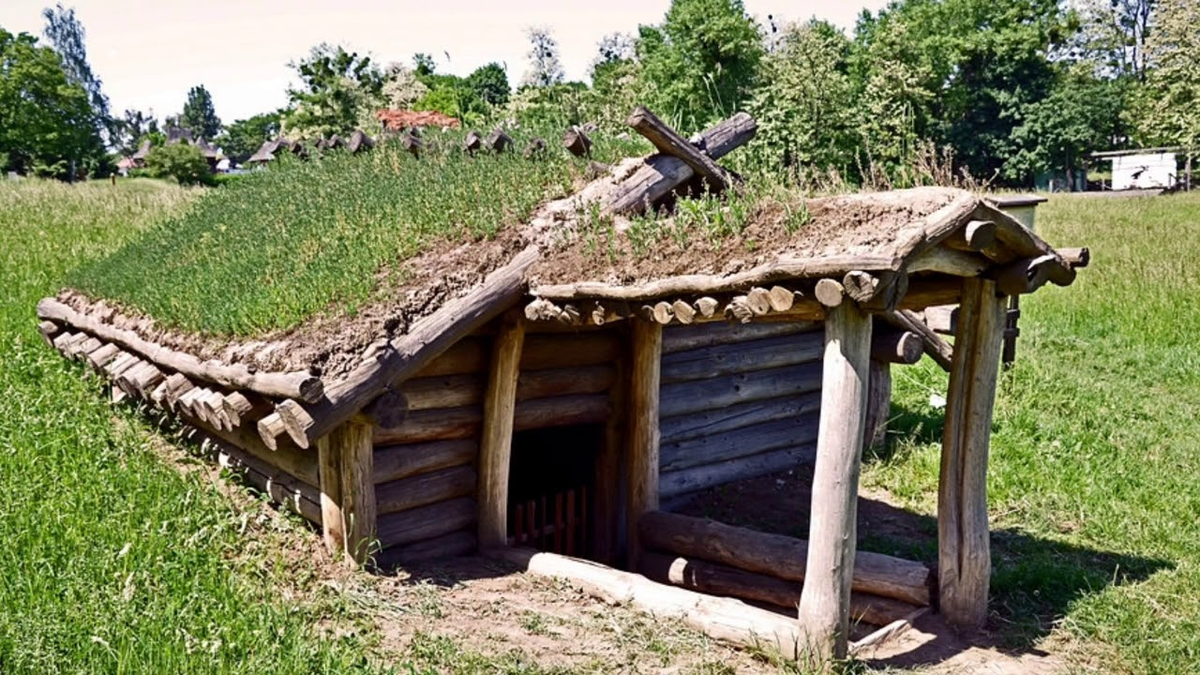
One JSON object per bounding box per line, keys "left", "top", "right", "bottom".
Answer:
{"left": 67, "top": 131, "right": 639, "bottom": 337}
{"left": 0, "top": 179, "right": 381, "bottom": 673}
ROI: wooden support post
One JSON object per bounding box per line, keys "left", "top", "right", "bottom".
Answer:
{"left": 627, "top": 321, "right": 663, "bottom": 569}
{"left": 317, "top": 420, "right": 376, "bottom": 566}
{"left": 939, "top": 278, "right": 1005, "bottom": 629}
{"left": 594, "top": 328, "right": 628, "bottom": 565}
{"left": 864, "top": 360, "right": 891, "bottom": 450}
{"left": 797, "top": 302, "right": 873, "bottom": 665}
{"left": 478, "top": 312, "right": 526, "bottom": 549}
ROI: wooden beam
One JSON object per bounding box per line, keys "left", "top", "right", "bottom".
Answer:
{"left": 477, "top": 312, "right": 526, "bottom": 550}
{"left": 939, "top": 277, "right": 1005, "bottom": 629}
{"left": 626, "top": 106, "right": 729, "bottom": 191}
{"left": 317, "top": 420, "right": 376, "bottom": 566}
{"left": 797, "top": 301, "right": 873, "bottom": 664}
{"left": 883, "top": 309, "right": 953, "bottom": 372}
{"left": 627, "top": 320, "right": 662, "bottom": 569}
{"left": 864, "top": 360, "right": 891, "bottom": 450}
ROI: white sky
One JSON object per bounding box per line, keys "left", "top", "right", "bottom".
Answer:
{"left": 0, "top": 0, "right": 888, "bottom": 123}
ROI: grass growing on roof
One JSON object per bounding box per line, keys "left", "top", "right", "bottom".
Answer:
{"left": 67, "top": 130, "right": 639, "bottom": 336}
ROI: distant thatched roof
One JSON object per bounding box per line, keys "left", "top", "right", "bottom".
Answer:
{"left": 165, "top": 127, "right": 193, "bottom": 145}
{"left": 376, "top": 109, "right": 461, "bottom": 131}
{"left": 132, "top": 140, "right": 151, "bottom": 161}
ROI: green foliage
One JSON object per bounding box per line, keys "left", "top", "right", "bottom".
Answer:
{"left": 0, "top": 27, "right": 100, "bottom": 178}
{"left": 284, "top": 44, "right": 384, "bottom": 139}
{"left": 112, "top": 108, "right": 160, "bottom": 158}
{"left": 41, "top": 3, "right": 110, "bottom": 140}
{"left": 465, "top": 62, "right": 510, "bottom": 107}
{"left": 521, "top": 27, "right": 565, "bottom": 88}
{"left": 635, "top": 0, "right": 763, "bottom": 129}
{"left": 508, "top": 81, "right": 591, "bottom": 129}
{"left": 145, "top": 143, "right": 213, "bottom": 186}
{"left": 67, "top": 127, "right": 637, "bottom": 335}
{"left": 1136, "top": 0, "right": 1200, "bottom": 151}
{"left": 180, "top": 84, "right": 222, "bottom": 139}
{"left": 218, "top": 112, "right": 281, "bottom": 164}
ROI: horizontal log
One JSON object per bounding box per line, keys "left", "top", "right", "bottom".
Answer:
{"left": 660, "top": 332, "right": 824, "bottom": 384}
{"left": 661, "top": 412, "right": 820, "bottom": 472}
{"left": 413, "top": 338, "right": 487, "bottom": 377}
{"left": 376, "top": 465, "right": 477, "bottom": 515}
{"left": 189, "top": 428, "right": 322, "bottom": 525}
{"left": 942, "top": 220, "right": 996, "bottom": 252}
{"left": 662, "top": 321, "right": 819, "bottom": 354}
{"left": 36, "top": 298, "right": 323, "bottom": 402}
{"left": 521, "top": 333, "right": 621, "bottom": 370}
{"left": 883, "top": 309, "right": 953, "bottom": 372}
{"left": 660, "top": 443, "right": 817, "bottom": 500}
{"left": 892, "top": 277, "right": 963, "bottom": 311}
{"left": 639, "top": 553, "right": 921, "bottom": 627}
{"left": 376, "top": 496, "right": 476, "bottom": 548}
{"left": 906, "top": 247, "right": 990, "bottom": 277}
{"left": 639, "top": 511, "right": 932, "bottom": 606}
{"left": 995, "top": 254, "right": 1065, "bottom": 296}
{"left": 373, "top": 406, "right": 481, "bottom": 446}
{"left": 514, "top": 393, "right": 611, "bottom": 431}
{"left": 1059, "top": 246, "right": 1090, "bottom": 269}
{"left": 487, "top": 546, "right": 803, "bottom": 659}
{"left": 373, "top": 530, "right": 477, "bottom": 569}
{"left": 374, "top": 439, "right": 477, "bottom": 485}
{"left": 659, "top": 362, "right": 822, "bottom": 418}
{"left": 188, "top": 409, "right": 320, "bottom": 485}
{"left": 871, "top": 330, "right": 923, "bottom": 365}
{"left": 660, "top": 391, "right": 820, "bottom": 445}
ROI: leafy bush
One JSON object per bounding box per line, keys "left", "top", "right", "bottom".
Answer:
{"left": 145, "top": 143, "right": 213, "bottom": 186}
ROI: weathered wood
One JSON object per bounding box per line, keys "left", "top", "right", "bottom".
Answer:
{"left": 659, "top": 362, "right": 822, "bottom": 418}
{"left": 640, "top": 553, "right": 921, "bottom": 627}
{"left": 413, "top": 338, "right": 488, "bottom": 377}
{"left": 662, "top": 321, "right": 818, "bottom": 354}
{"left": 639, "top": 511, "right": 930, "bottom": 607}
{"left": 660, "top": 391, "right": 820, "bottom": 444}
{"left": 221, "top": 392, "right": 257, "bottom": 427}
{"left": 86, "top": 342, "right": 120, "bottom": 371}
{"left": 318, "top": 429, "right": 344, "bottom": 556}
{"left": 627, "top": 106, "right": 729, "bottom": 190}
{"left": 377, "top": 497, "right": 476, "bottom": 548}
{"left": 939, "top": 277, "right": 1005, "bottom": 629}
{"left": 660, "top": 331, "right": 824, "bottom": 385}
{"left": 373, "top": 406, "right": 481, "bottom": 446}
{"left": 523, "top": 137, "right": 547, "bottom": 160}
{"left": 798, "top": 301, "right": 872, "bottom": 663}
{"left": 652, "top": 301, "right": 674, "bottom": 324}
{"left": 36, "top": 320, "right": 59, "bottom": 348}
{"left": 723, "top": 295, "right": 754, "bottom": 323}
{"left": 871, "top": 330, "right": 922, "bottom": 365}
{"left": 627, "top": 321, "right": 662, "bottom": 569}
{"left": 320, "top": 420, "right": 376, "bottom": 565}
{"left": 943, "top": 220, "right": 996, "bottom": 252}
{"left": 994, "top": 254, "right": 1063, "bottom": 296}
{"left": 193, "top": 429, "right": 322, "bottom": 525}
{"left": 894, "top": 277, "right": 964, "bottom": 310}
{"left": 982, "top": 204, "right": 1075, "bottom": 284}
{"left": 907, "top": 247, "right": 990, "bottom": 277}
{"left": 767, "top": 286, "right": 796, "bottom": 312}
{"left": 594, "top": 335, "right": 628, "bottom": 565}
{"left": 863, "top": 361, "right": 891, "bottom": 450}
{"left": 661, "top": 412, "right": 820, "bottom": 472}
{"left": 485, "top": 127, "right": 512, "bottom": 153}
{"left": 514, "top": 393, "right": 611, "bottom": 431}
{"left": 814, "top": 279, "right": 845, "bottom": 308}
{"left": 377, "top": 465, "right": 477, "bottom": 515}
{"left": 883, "top": 309, "right": 953, "bottom": 372}
{"left": 1059, "top": 246, "right": 1090, "bottom": 268}
{"left": 282, "top": 245, "right": 539, "bottom": 449}
{"left": 694, "top": 297, "right": 720, "bottom": 319}
{"left": 671, "top": 300, "right": 696, "bottom": 324}
{"left": 521, "top": 332, "right": 621, "bottom": 370}
{"left": 36, "top": 298, "right": 323, "bottom": 402}
{"left": 276, "top": 399, "right": 316, "bottom": 449}
{"left": 848, "top": 607, "right": 929, "bottom": 658}
{"left": 374, "top": 530, "right": 477, "bottom": 568}
{"left": 463, "top": 131, "right": 482, "bottom": 154}
{"left": 488, "top": 546, "right": 803, "bottom": 658}
{"left": 257, "top": 413, "right": 288, "bottom": 450}
{"left": 563, "top": 126, "right": 592, "bottom": 157}
{"left": 374, "top": 439, "right": 477, "bottom": 485}
{"left": 478, "top": 312, "right": 525, "bottom": 549}
{"left": 163, "top": 373, "right": 195, "bottom": 411}
{"left": 659, "top": 443, "right": 818, "bottom": 500}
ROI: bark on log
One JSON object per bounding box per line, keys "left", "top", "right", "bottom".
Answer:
{"left": 627, "top": 106, "right": 729, "bottom": 191}
{"left": 36, "top": 298, "right": 322, "bottom": 402}
{"left": 638, "top": 511, "right": 931, "bottom": 607}
{"left": 659, "top": 443, "right": 818, "bottom": 500}
{"left": 659, "top": 362, "right": 822, "bottom": 418}
{"left": 660, "top": 331, "right": 823, "bottom": 384}
{"left": 377, "top": 497, "right": 476, "bottom": 548}
{"left": 487, "top": 546, "right": 804, "bottom": 659}
{"left": 639, "top": 553, "right": 921, "bottom": 627}
{"left": 377, "top": 465, "right": 477, "bottom": 515}
{"left": 373, "top": 439, "right": 477, "bottom": 485}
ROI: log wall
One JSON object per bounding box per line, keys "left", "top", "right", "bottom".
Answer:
{"left": 658, "top": 321, "right": 824, "bottom": 500}
{"left": 370, "top": 330, "right": 622, "bottom": 566}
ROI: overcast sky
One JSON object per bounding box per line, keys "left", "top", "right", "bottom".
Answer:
{"left": 0, "top": 0, "right": 888, "bottom": 123}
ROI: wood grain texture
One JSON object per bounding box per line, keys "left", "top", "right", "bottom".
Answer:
{"left": 478, "top": 312, "right": 526, "bottom": 549}
{"left": 627, "top": 321, "right": 662, "bottom": 568}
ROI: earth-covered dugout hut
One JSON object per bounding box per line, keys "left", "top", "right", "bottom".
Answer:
{"left": 37, "top": 109, "right": 1089, "bottom": 663}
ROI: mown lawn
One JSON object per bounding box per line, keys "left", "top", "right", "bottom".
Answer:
{"left": 867, "top": 192, "right": 1200, "bottom": 671}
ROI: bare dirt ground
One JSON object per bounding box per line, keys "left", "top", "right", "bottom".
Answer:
{"left": 143, "top": 420, "right": 1090, "bottom": 673}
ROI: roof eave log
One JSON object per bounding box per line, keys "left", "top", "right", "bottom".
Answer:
{"left": 523, "top": 286, "right": 824, "bottom": 329}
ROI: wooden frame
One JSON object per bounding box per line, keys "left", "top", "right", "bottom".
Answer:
{"left": 626, "top": 321, "right": 663, "bottom": 568}
{"left": 478, "top": 311, "right": 527, "bottom": 549}
{"left": 317, "top": 419, "right": 376, "bottom": 566}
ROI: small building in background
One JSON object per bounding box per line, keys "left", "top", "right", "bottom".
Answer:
{"left": 1093, "top": 148, "right": 1180, "bottom": 190}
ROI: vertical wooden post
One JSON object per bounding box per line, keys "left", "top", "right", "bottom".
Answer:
{"left": 626, "top": 320, "right": 662, "bottom": 569}
{"left": 478, "top": 311, "right": 526, "bottom": 550}
{"left": 594, "top": 327, "right": 628, "bottom": 564}
{"left": 939, "top": 277, "right": 1005, "bottom": 629}
{"left": 797, "top": 302, "right": 872, "bottom": 664}
{"left": 317, "top": 420, "right": 376, "bottom": 566}
{"left": 863, "top": 360, "right": 891, "bottom": 451}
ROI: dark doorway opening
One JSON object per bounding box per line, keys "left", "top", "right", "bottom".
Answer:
{"left": 508, "top": 424, "right": 603, "bottom": 559}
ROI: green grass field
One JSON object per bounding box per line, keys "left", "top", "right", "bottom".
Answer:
{"left": 2, "top": 178, "right": 1199, "bottom": 673}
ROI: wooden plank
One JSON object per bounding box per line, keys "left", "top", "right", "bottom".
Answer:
{"left": 660, "top": 391, "right": 820, "bottom": 445}
{"left": 376, "top": 465, "right": 477, "bottom": 515}
{"left": 660, "top": 332, "right": 824, "bottom": 384}
{"left": 594, "top": 332, "right": 628, "bottom": 565}
{"left": 660, "top": 443, "right": 818, "bottom": 500}
{"left": 662, "top": 321, "right": 818, "bottom": 354}
{"left": 478, "top": 312, "right": 526, "bottom": 550}
{"left": 659, "top": 362, "right": 822, "bottom": 418}
{"left": 661, "top": 412, "right": 820, "bottom": 472}
{"left": 377, "top": 497, "right": 476, "bottom": 549}
{"left": 939, "top": 277, "right": 1005, "bottom": 629}
{"left": 627, "top": 321, "right": 662, "bottom": 568}
{"left": 798, "top": 301, "right": 873, "bottom": 663}
{"left": 373, "top": 439, "right": 477, "bottom": 485}
{"left": 627, "top": 106, "right": 729, "bottom": 190}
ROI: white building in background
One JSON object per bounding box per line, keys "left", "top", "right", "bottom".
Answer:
{"left": 1093, "top": 149, "right": 1179, "bottom": 190}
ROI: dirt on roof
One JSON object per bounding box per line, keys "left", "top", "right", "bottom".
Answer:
{"left": 376, "top": 109, "right": 462, "bottom": 130}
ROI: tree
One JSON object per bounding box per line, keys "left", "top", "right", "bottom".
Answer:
{"left": 1136, "top": 0, "right": 1200, "bottom": 152}
{"left": 111, "top": 108, "right": 159, "bottom": 157}
{"left": 466, "top": 62, "right": 510, "bottom": 107}
{"left": 0, "top": 27, "right": 97, "bottom": 177}
{"left": 521, "top": 27, "right": 565, "bottom": 88}
{"left": 747, "top": 20, "right": 858, "bottom": 174}
{"left": 217, "top": 111, "right": 281, "bottom": 164}
{"left": 1074, "top": 0, "right": 1154, "bottom": 80}
{"left": 284, "top": 43, "right": 385, "bottom": 139}
{"left": 382, "top": 62, "right": 427, "bottom": 109}
{"left": 635, "top": 0, "right": 764, "bottom": 130}
{"left": 588, "top": 33, "right": 640, "bottom": 130}
{"left": 41, "top": 4, "right": 109, "bottom": 137}
{"left": 181, "top": 85, "right": 221, "bottom": 139}
{"left": 145, "top": 142, "right": 211, "bottom": 185}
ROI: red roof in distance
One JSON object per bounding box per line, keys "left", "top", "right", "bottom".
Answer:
{"left": 376, "top": 109, "right": 461, "bottom": 130}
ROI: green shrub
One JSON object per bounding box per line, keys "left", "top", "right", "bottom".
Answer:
{"left": 145, "top": 143, "right": 213, "bottom": 186}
